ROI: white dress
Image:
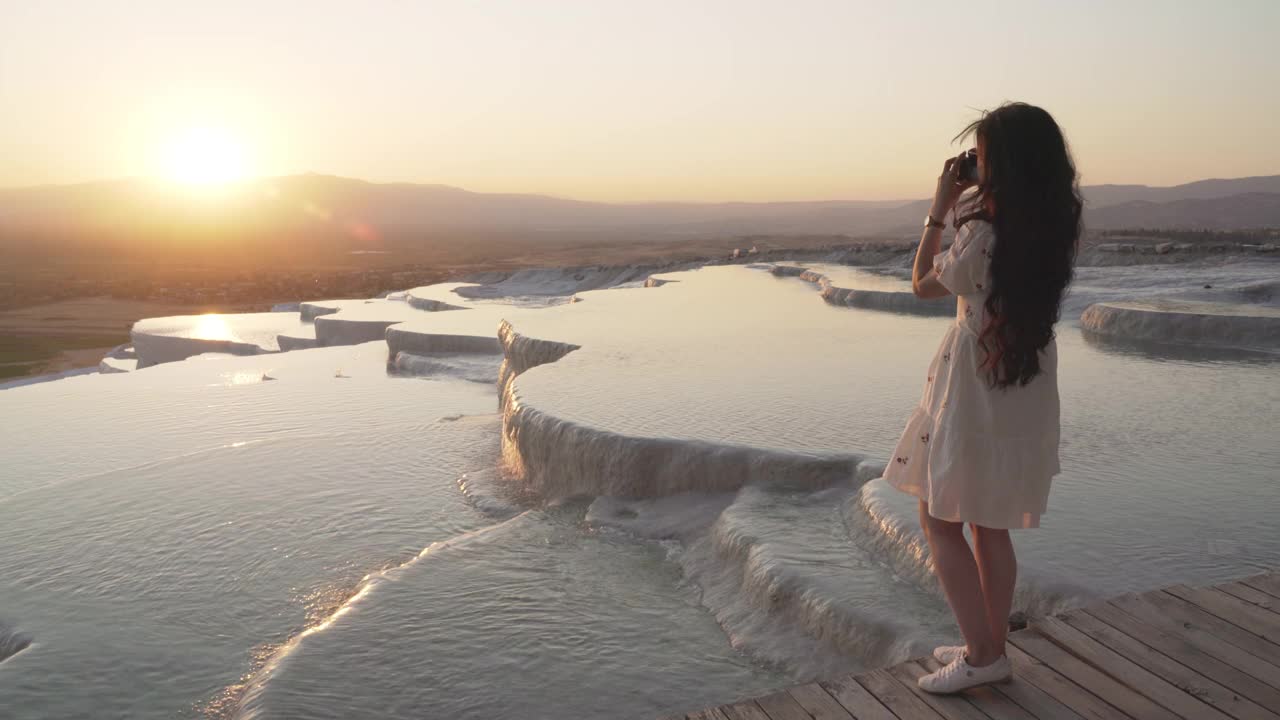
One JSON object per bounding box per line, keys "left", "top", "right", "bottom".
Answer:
{"left": 882, "top": 219, "right": 1060, "bottom": 529}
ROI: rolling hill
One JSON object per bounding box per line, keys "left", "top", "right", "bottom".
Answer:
{"left": 1, "top": 174, "right": 1277, "bottom": 255}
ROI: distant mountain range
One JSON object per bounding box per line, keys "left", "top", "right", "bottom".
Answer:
{"left": 1086, "top": 192, "right": 1280, "bottom": 230}
{"left": 1082, "top": 175, "right": 1280, "bottom": 207}
{"left": 2, "top": 174, "right": 1278, "bottom": 249}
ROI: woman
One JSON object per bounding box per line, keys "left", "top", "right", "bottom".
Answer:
{"left": 882, "top": 102, "right": 1081, "bottom": 693}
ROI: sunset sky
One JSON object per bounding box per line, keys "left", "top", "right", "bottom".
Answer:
{"left": 2, "top": 0, "right": 1277, "bottom": 201}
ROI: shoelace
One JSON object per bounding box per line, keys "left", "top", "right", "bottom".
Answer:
{"left": 930, "top": 657, "right": 972, "bottom": 685}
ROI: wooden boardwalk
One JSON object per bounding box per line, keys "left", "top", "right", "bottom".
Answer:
{"left": 671, "top": 570, "right": 1280, "bottom": 720}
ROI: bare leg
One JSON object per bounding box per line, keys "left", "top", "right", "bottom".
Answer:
{"left": 918, "top": 501, "right": 999, "bottom": 665}
{"left": 971, "top": 524, "right": 1017, "bottom": 653}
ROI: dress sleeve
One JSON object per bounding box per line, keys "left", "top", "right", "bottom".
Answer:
{"left": 932, "top": 221, "right": 992, "bottom": 296}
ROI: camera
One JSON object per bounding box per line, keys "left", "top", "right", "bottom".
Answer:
{"left": 958, "top": 148, "right": 979, "bottom": 183}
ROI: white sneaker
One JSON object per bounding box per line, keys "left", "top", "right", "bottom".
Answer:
{"left": 932, "top": 645, "right": 965, "bottom": 664}
{"left": 917, "top": 654, "right": 1012, "bottom": 694}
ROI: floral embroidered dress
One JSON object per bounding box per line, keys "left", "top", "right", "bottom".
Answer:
{"left": 882, "top": 219, "right": 1060, "bottom": 529}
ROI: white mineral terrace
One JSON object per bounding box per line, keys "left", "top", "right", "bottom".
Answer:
{"left": 125, "top": 253, "right": 1280, "bottom": 373}
{"left": 770, "top": 263, "right": 955, "bottom": 317}
{"left": 9, "top": 257, "right": 1277, "bottom": 718}
{"left": 493, "top": 265, "right": 930, "bottom": 498}
{"left": 131, "top": 312, "right": 314, "bottom": 366}
{"left": 1082, "top": 298, "right": 1280, "bottom": 351}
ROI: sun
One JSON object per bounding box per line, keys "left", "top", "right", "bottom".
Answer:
{"left": 163, "top": 127, "right": 249, "bottom": 185}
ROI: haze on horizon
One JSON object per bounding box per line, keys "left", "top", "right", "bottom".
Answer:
{"left": 2, "top": 0, "right": 1277, "bottom": 203}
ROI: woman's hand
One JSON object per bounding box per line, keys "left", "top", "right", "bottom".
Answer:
{"left": 931, "top": 152, "right": 976, "bottom": 219}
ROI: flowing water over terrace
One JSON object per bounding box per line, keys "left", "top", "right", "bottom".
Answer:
{"left": 2, "top": 261, "right": 1277, "bottom": 719}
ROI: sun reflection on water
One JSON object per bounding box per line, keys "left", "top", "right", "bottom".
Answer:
{"left": 192, "top": 314, "right": 237, "bottom": 341}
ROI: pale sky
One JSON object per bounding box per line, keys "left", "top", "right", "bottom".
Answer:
{"left": 1, "top": 0, "right": 1277, "bottom": 201}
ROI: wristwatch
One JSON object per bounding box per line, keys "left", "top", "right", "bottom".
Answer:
{"left": 925, "top": 214, "right": 946, "bottom": 229}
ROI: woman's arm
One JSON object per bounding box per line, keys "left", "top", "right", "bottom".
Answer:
{"left": 912, "top": 153, "right": 974, "bottom": 299}
{"left": 912, "top": 223, "right": 950, "bottom": 299}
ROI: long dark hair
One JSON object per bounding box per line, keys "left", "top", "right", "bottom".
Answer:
{"left": 956, "top": 102, "right": 1082, "bottom": 388}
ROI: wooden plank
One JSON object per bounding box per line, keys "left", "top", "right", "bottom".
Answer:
{"left": 1010, "top": 630, "right": 1179, "bottom": 719}
{"left": 754, "top": 691, "right": 814, "bottom": 720}
{"left": 1033, "top": 615, "right": 1233, "bottom": 720}
{"left": 886, "top": 661, "right": 993, "bottom": 720}
{"left": 856, "top": 668, "right": 945, "bottom": 720}
{"left": 1217, "top": 582, "right": 1280, "bottom": 614}
{"left": 721, "top": 702, "right": 775, "bottom": 720}
{"left": 1163, "top": 585, "right": 1280, "bottom": 645}
{"left": 787, "top": 683, "right": 854, "bottom": 720}
{"left": 1088, "top": 601, "right": 1280, "bottom": 713}
{"left": 1111, "top": 593, "right": 1280, "bottom": 688}
{"left": 1066, "top": 608, "right": 1280, "bottom": 720}
{"left": 922, "top": 655, "right": 1085, "bottom": 720}
{"left": 667, "top": 573, "right": 1280, "bottom": 720}
{"left": 1133, "top": 590, "right": 1280, "bottom": 667}
{"left": 1241, "top": 572, "right": 1280, "bottom": 600}
{"left": 1003, "top": 643, "right": 1124, "bottom": 720}
{"left": 817, "top": 675, "right": 898, "bottom": 720}
{"left": 919, "top": 654, "right": 1084, "bottom": 720}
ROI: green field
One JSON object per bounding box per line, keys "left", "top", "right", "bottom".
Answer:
{"left": 0, "top": 333, "right": 127, "bottom": 378}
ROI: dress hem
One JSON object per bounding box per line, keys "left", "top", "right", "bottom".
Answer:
{"left": 883, "top": 477, "right": 1047, "bottom": 530}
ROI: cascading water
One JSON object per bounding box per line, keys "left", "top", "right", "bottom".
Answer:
{"left": 4, "top": 255, "right": 1277, "bottom": 720}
